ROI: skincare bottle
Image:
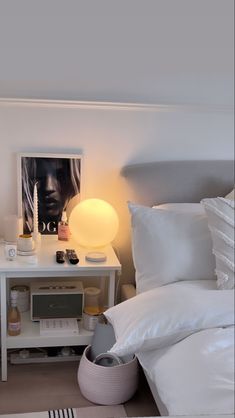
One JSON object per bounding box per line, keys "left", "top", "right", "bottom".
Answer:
{"left": 8, "top": 290, "right": 21, "bottom": 336}
{"left": 58, "top": 211, "right": 70, "bottom": 241}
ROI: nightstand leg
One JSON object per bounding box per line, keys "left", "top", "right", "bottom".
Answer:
{"left": 1, "top": 274, "right": 7, "bottom": 381}
{"left": 108, "top": 271, "right": 115, "bottom": 307}
{"left": 100, "top": 276, "right": 106, "bottom": 308}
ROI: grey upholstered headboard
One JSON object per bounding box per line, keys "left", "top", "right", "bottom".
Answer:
{"left": 121, "top": 160, "right": 234, "bottom": 206}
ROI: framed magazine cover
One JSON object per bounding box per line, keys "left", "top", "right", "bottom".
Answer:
{"left": 17, "top": 153, "right": 82, "bottom": 235}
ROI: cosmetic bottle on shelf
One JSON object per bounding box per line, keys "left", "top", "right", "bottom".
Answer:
{"left": 8, "top": 290, "right": 21, "bottom": 336}
{"left": 58, "top": 211, "right": 70, "bottom": 241}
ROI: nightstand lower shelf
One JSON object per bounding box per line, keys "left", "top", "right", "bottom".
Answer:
{"left": 7, "top": 312, "right": 93, "bottom": 349}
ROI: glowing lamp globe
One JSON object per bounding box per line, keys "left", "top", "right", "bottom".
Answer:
{"left": 69, "top": 199, "right": 119, "bottom": 248}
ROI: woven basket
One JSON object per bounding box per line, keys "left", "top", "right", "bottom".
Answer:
{"left": 78, "top": 345, "right": 138, "bottom": 405}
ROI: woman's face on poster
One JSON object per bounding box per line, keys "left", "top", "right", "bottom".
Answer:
{"left": 36, "top": 159, "right": 67, "bottom": 220}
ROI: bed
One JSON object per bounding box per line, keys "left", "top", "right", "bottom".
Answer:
{"left": 105, "top": 160, "right": 234, "bottom": 417}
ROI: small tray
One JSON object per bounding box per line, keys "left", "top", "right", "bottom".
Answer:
{"left": 85, "top": 252, "right": 107, "bottom": 262}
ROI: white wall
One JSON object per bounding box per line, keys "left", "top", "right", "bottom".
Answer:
{"left": 0, "top": 100, "right": 233, "bottom": 282}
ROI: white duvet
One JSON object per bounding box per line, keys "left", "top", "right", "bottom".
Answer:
{"left": 105, "top": 280, "right": 234, "bottom": 416}
{"left": 138, "top": 326, "right": 234, "bottom": 415}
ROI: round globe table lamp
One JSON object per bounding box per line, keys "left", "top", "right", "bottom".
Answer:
{"left": 69, "top": 199, "right": 119, "bottom": 261}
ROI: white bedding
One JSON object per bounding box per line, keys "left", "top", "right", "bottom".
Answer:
{"left": 105, "top": 280, "right": 234, "bottom": 416}
{"left": 138, "top": 327, "right": 234, "bottom": 415}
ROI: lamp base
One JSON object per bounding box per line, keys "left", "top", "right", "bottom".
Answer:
{"left": 85, "top": 252, "right": 107, "bottom": 262}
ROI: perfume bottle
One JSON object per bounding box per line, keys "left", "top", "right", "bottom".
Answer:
{"left": 8, "top": 290, "right": 21, "bottom": 336}
{"left": 58, "top": 211, "right": 70, "bottom": 241}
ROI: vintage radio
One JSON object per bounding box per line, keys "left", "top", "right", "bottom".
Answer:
{"left": 30, "top": 280, "right": 84, "bottom": 321}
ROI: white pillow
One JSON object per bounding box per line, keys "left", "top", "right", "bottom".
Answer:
{"left": 201, "top": 197, "right": 235, "bottom": 290}
{"left": 153, "top": 202, "right": 204, "bottom": 213}
{"left": 128, "top": 202, "right": 215, "bottom": 293}
{"left": 105, "top": 281, "right": 234, "bottom": 357}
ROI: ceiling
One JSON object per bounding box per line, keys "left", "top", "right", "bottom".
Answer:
{"left": 0, "top": 0, "right": 233, "bottom": 105}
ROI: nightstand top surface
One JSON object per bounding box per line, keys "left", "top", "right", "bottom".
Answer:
{"left": 0, "top": 236, "right": 121, "bottom": 274}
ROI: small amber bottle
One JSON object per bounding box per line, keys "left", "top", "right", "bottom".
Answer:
{"left": 58, "top": 211, "right": 70, "bottom": 241}
{"left": 8, "top": 290, "right": 21, "bottom": 336}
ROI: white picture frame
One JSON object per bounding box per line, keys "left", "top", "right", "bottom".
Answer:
{"left": 17, "top": 152, "right": 82, "bottom": 235}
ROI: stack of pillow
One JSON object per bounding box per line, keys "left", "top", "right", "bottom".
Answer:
{"left": 128, "top": 188, "right": 234, "bottom": 293}
{"left": 104, "top": 188, "right": 234, "bottom": 357}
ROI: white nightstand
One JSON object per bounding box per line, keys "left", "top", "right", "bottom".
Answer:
{"left": 0, "top": 236, "right": 121, "bottom": 381}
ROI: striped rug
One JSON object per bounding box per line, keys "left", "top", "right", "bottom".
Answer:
{"left": 0, "top": 405, "right": 127, "bottom": 418}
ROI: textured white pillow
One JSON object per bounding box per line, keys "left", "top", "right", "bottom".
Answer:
{"left": 105, "top": 281, "right": 234, "bottom": 356}
{"left": 225, "top": 188, "right": 235, "bottom": 200}
{"left": 129, "top": 202, "right": 215, "bottom": 293}
{"left": 202, "top": 197, "right": 235, "bottom": 290}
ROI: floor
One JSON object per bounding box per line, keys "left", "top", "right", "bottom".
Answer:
{"left": 0, "top": 362, "right": 159, "bottom": 417}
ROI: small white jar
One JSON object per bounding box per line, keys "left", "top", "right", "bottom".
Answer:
{"left": 17, "top": 234, "right": 34, "bottom": 252}
{"left": 83, "top": 311, "right": 101, "bottom": 331}
{"left": 5, "top": 243, "right": 17, "bottom": 261}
